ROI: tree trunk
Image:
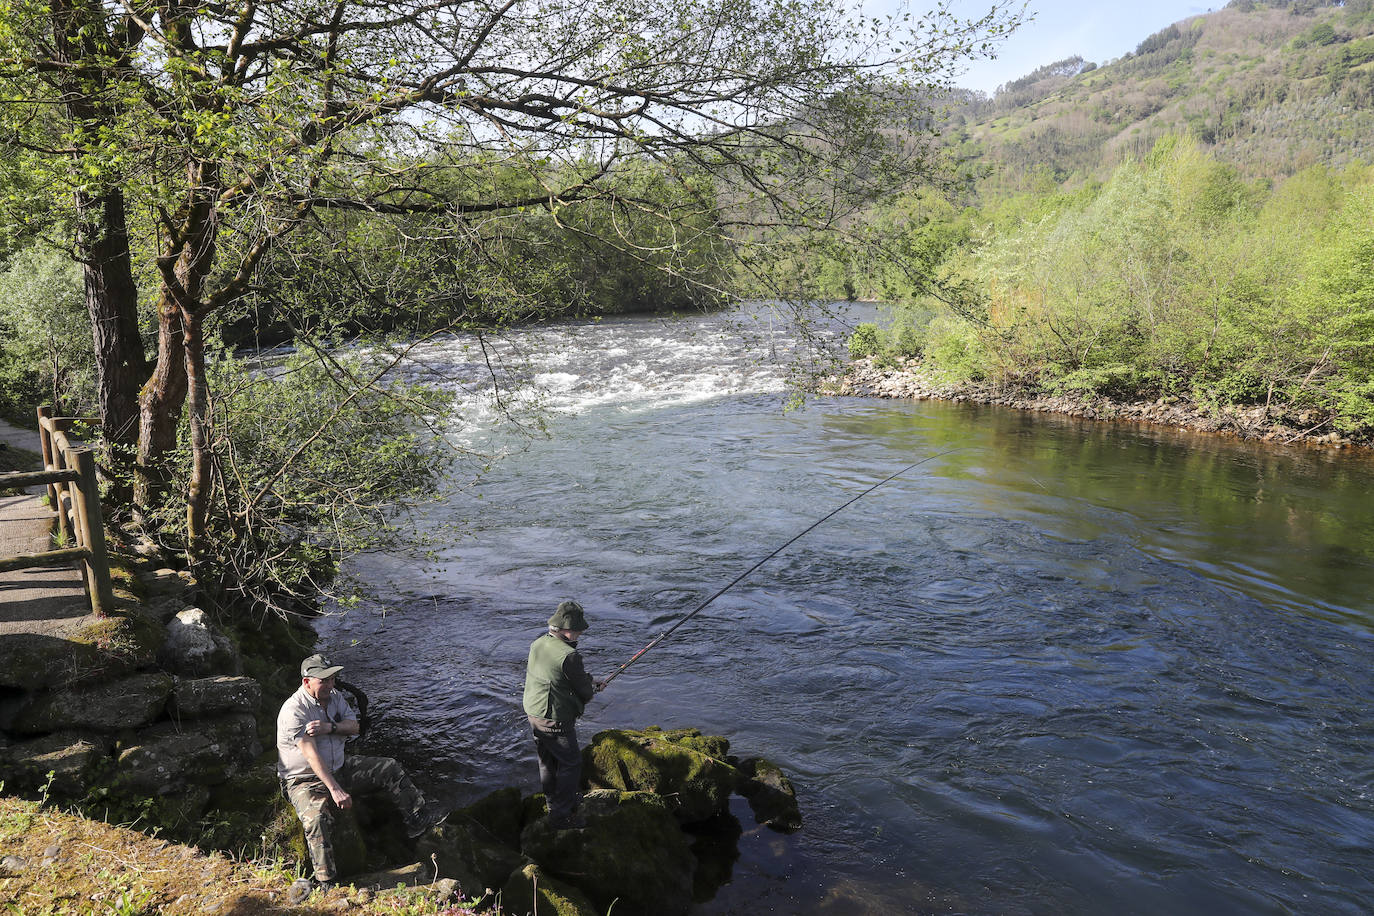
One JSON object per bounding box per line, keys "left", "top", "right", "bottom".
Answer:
{"left": 182, "top": 308, "right": 210, "bottom": 563}
{"left": 49, "top": 3, "right": 149, "bottom": 482}
{"left": 135, "top": 160, "right": 220, "bottom": 553}
{"left": 77, "top": 188, "right": 149, "bottom": 451}
{"left": 135, "top": 297, "right": 188, "bottom": 514}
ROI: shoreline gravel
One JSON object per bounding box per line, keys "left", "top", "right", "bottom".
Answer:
{"left": 826, "top": 357, "right": 1371, "bottom": 453}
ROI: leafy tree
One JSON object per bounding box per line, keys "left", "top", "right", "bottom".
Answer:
{"left": 1295, "top": 183, "right": 1374, "bottom": 431}
{"left": 0, "top": 245, "right": 93, "bottom": 419}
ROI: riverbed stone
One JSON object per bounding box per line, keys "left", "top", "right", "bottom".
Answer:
{"left": 10, "top": 671, "right": 172, "bottom": 734}
{"left": 453, "top": 785, "right": 527, "bottom": 850}
{"left": 158, "top": 607, "right": 242, "bottom": 677}
{"left": 169, "top": 675, "right": 261, "bottom": 719}
{"left": 519, "top": 789, "right": 695, "bottom": 916}
{"left": 583, "top": 726, "right": 736, "bottom": 824}
{"left": 114, "top": 712, "right": 259, "bottom": 794}
{"left": 0, "top": 730, "right": 111, "bottom": 797}
{"left": 500, "top": 863, "right": 600, "bottom": 916}
{"left": 735, "top": 756, "right": 802, "bottom": 832}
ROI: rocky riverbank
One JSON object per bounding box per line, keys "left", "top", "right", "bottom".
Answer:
{"left": 828, "top": 357, "right": 1371, "bottom": 451}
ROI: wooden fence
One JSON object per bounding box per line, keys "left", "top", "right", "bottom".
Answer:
{"left": 0, "top": 406, "right": 114, "bottom": 616}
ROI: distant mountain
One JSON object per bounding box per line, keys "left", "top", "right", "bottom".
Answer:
{"left": 944, "top": 0, "right": 1374, "bottom": 189}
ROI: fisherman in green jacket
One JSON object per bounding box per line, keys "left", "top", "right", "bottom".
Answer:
{"left": 523, "top": 600, "right": 599, "bottom": 829}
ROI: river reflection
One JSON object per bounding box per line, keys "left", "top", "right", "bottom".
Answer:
{"left": 318, "top": 308, "right": 1374, "bottom": 915}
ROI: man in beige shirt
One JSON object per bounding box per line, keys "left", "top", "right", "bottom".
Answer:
{"left": 277, "top": 654, "right": 442, "bottom": 891}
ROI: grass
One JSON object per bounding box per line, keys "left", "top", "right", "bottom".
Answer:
{"left": 0, "top": 795, "right": 490, "bottom": 915}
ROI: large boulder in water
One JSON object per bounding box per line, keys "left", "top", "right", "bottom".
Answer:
{"left": 519, "top": 789, "right": 695, "bottom": 916}
{"left": 582, "top": 727, "right": 736, "bottom": 824}
{"left": 736, "top": 756, "right": 802, "bottom": 832}
{"left": 500, "top": 863, "right": 600, "bottom": 916}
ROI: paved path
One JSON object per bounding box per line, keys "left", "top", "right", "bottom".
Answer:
{"left": 0, "top": 417, "right": 39, "bottom": 453}
{"left": 0, "top": 419, "right": 92, "bottom": 634}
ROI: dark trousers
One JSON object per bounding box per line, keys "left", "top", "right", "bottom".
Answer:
{"left": 529, "top": 716, "right": 581, "bottom": 821}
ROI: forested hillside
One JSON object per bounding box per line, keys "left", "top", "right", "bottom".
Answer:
{"left": 951, "top": 0, "right": 1374, "bottom": 189}
{"left": 815, "top": 0, "right": 1374, "bottom": 441}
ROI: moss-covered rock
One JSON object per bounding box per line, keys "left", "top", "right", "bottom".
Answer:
{"left": 11, "top": 672, "right": 173, "bottom": 734}
{"left": 413, "top": 814, "right": 527, "bottom": 896}
{"left": 583, "top": 726, "right": 736, "bottom": 825}
{"left": 735, "top": 756, "right": 801, "bottom": 832}
{"left": 73, "top": 608, "right": 164, "bottom": 673}
{"left": 457, "top": 786, "right": 527, "bottom": 850}
{"left": 0, "top": 607, "right": 163, "bottom": 692}
{"left": 205, "top": 762, "right": 281, "bottom": 815}
{"left": 499, "top": 863, "right": 600, "bottom": 916}
{"left": 519, "top": 789, "right": 695, "bottom": 916}
{"left": 0, "top": 633, "right": 107, "bottom": 691}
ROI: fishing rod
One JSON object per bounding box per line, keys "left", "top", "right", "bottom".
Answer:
{"left": 598, "top": 447, "right": 965, "bottom": 691}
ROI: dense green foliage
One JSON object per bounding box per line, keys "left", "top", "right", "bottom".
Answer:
{"left": 224, "top": 161, "right": 731, "bottom": 347}
{"left": 0, "top": 247, "right": 92, "bottom": 421}
{"left": 860, "top": 138, "right": 1374, "bottom": 434}
{"left": 827, "top": 1, "right": 1374, "bottom": 440}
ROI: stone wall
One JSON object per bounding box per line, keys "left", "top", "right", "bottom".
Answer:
{"left": 0, "top": 562, "right": 281, "bottom": 840}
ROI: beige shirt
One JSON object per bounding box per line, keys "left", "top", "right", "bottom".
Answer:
{"left": 276, "top": 685, "right": 354, "bottom": 780}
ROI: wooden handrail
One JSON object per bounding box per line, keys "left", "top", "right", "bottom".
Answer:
{"left": 0, "top": 469, "right": 81, "bottom": 489}
{"left": 0, "top": 407, "right": 114, "bottom": 616}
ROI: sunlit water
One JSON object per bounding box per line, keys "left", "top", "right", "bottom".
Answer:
{"left": 317, "top": 305, "right": 1374, "bottom": 915}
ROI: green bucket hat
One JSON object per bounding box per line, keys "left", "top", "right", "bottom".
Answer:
{"left": 548, "top": 600, "right": 589, "bottom": 632}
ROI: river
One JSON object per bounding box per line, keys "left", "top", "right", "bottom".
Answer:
{"left": 316, "top": 304, "right": 1374, "bottom": 915}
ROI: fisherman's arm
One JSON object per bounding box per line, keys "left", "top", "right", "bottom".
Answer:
{"left": 299, "top": 734, "right": 352, "bottom": 808}
{"left": 563, "top": 652, "right": 596, "bottom": 702}
{"left": 304, "top": 717, "right": 359, "bottom": 738}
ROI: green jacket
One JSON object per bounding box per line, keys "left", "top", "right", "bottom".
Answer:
{"left": 523, "top": 632, "right": 595, "bottom": 723}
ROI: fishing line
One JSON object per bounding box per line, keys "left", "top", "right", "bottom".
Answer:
{"left": 599, "top": 447, "right": 967, "bottom": 691}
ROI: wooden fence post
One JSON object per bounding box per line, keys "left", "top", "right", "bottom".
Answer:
{"left": 36, "top": 406, "right": 56, "bottom": 508}
{"left": 71, "top": 448, "right": 114, "bottom": 617}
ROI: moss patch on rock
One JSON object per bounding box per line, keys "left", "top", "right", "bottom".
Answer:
{"left": 583, "top": 726, "right": 736, "bottom": 824}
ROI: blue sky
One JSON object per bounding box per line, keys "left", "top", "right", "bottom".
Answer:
{"left": 904, "top": 0, "right": 1218, "bottom": 94}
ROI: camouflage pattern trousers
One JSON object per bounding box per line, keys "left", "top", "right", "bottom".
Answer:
{"left": 283, "top": 755, "right": 426, "bottom": 882}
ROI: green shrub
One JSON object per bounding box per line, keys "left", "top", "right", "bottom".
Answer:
{"left": 848, "top": 323, "right": 882, "bottom": 358}
{"left": 922, "top": 316, "right": 986, "bottom": 382}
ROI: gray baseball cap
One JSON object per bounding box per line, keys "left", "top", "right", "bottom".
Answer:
{"left": 301, "top": 653, "right": 343, "bottom": 679}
